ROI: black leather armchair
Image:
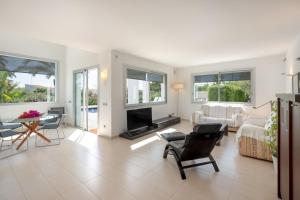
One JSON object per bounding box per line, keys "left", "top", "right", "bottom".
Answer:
{"left": 163, "top": 123, "right": 223, "bottom": 179}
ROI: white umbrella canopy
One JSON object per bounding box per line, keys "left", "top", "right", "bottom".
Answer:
{"left": 0, "top": 54, "right": 55, "bottom": 77}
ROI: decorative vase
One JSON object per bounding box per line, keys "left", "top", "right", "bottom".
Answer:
{"left": 272, "top": 155, "right": 278, "bottom": 174}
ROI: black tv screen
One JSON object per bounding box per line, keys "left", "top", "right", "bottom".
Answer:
{"left": 127, "top": 107, "right": 152, "bottom": 131}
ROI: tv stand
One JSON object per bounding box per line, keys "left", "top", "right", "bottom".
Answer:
{"left": 119, "top": 116, "right": 180, "bottom": 140}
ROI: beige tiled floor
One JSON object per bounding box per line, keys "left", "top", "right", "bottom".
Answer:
{"left": 0, "top": 121, "right": 278, "bottom": 200}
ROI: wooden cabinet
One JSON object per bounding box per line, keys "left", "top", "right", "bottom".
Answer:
{"left": 292, "top": 102, "right": 300, "bottom": 199}
{"left": 277, "top": 94, "right": 300, "bottom": 200}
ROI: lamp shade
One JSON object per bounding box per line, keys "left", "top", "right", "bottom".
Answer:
{"left": 101, "top": 69, "right": 108, "bottom": 81}
{"left": 173, "top": 83, "right": 184, "bottom": 90}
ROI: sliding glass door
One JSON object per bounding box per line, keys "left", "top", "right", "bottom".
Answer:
{"left": 74, "top": 71, "right": 86, "bottom": 129}
{"left": 74, "top": 67, "right": 98, "bottom": 133}
{"left": 87, "top": 68, "right": 98, "bottom": 133}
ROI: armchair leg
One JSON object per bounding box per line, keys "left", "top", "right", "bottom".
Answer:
{"left": 209, "top": 155, "right": 219, "bottom": 172}
{"left": 56, "top": 129, "right": 61, "bottom": 145}
{"left": 59, "top": 127, "right": 65, "bottom": 139}
{"left": 163, "top": 145, "right": 169, "bottom": 159}
{"left": 170, "top": 149, "right": 186, "bottom": 180}
{"left": 177, "top": 160, "right": 186, "bottom": 180}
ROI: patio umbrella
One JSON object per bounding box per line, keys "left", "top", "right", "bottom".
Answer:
{"left": 0, "top": 54, "right": 56, "bottom": 77}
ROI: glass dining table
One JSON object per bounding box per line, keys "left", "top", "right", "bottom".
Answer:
{"left": 8, "top": 114, "right": 59, "bottom": 150}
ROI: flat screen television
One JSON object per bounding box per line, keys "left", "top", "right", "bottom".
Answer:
{"left": 127, "top": 107, "right": 152, "bottom": 131}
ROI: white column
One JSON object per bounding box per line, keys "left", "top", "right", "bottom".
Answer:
{"left": 160, "top": 83, "right": 165, "bottom": 101}
{"left": 141, "top": 81, "right": 149, "bottom": 103}
{"left": 127, "top": 79, "right": 139, "bottom": 104}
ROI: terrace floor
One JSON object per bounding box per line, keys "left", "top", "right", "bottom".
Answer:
{"left": 0, "top": 121, "right": 277, "bottom": 200}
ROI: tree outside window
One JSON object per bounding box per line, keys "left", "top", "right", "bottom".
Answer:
{"left": 193, "top": 71, "right": 252, "bottom": 103}
{"left": 0, "top": 54, "right": 56, "bottom": 104}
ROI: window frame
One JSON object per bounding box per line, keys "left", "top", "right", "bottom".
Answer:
{"left": 0, "top": 51, "right": 59, "bottom": 105}
{"left": 124, "top": 65, "right": 167, "bottom": 108}
{"left": 191, "top": 69, "right": 255, "bottom": 105}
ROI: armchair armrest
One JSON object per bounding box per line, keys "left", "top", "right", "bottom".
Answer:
{"left": 191, "top": 110, "right": 205, "bottom": 124}
{"left": 236, "top": 124, "right": 267, "bottom": 142}
{"left": 232, "top": 113, "right": 244, "bottom": 127}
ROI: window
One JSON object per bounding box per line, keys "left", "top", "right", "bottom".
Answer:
{"left": 193, "top": 71, "right": 252, "bottom": 103}
{"left": 126, "top": 68, "right": 167, "bottom": 106}
{"left": 0, "top": 54, "right": 56, "bottom": 104}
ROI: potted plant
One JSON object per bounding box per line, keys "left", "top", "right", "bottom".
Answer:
{"left": 265, "top": 101, "right": 278, "bottom": 173}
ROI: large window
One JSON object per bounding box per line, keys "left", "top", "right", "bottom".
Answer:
{"left": 193, "top": 71, "right": 253, "bottom": 103}
{"left": 0, "top": 54, "right": 56, "bottom": 104}
{"left": 126, "top": 68, "right": 167, "bottom": 106}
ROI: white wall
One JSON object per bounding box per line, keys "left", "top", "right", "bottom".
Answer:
{"left": 64, "top": 47, "right": 99, "bottom": 125}
{"left": 285, "top": 35, "right": 300, "bottom": 92}
{"left": 0, "top": 33, "right": 66, "bottom": 120}
{"left": 97, "top": 50, "right": 112, "bottom": 137}
{"left": 110, "top": 50, "right": 177, "bottom": 136}
{"left": 175, "top": 54, "right": 286, "bottom": 120}
{"left": 64, "top": 48, "right": 113, "bottom": 137}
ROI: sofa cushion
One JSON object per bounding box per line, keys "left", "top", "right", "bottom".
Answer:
{"left": 216, "top": 106, "right": 227, "bottom": 118}
{"left": 200, "top": 116, "right": 228, "bottom": 125}
{"left": 209, "top": 106, "right": 227, "bottom": 118}
{"left": 226, "top": 106, "right": 243, "bottom": 119}
{"left": 201, "top": 104, "right": 210, "bottom": 116}
{"left": 225, "top": 118, "right": 235, "bottom": 127}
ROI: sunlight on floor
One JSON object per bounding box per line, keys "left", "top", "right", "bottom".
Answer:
{"left": 130, "top": 135, "right": 161, "bottom": 150}
{"left": 67, "top": 129, "right": 98, "bottom": 148}
{"left": 156, "top": 128, "right": 177, "bottom": 136}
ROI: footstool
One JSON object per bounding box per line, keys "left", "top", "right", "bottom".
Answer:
{"left": 161, "top": 132, "right": 185, "bottom": 142}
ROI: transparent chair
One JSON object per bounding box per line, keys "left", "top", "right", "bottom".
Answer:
{"left": 0, "top": 129, "right": 28, "bottom": 159}
{"left": 35, "top": 115, "right": 63, "bottom": 147}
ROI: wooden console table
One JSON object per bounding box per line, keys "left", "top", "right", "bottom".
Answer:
{"left": 277, "top": 94, "right": 300, "bottom": 200}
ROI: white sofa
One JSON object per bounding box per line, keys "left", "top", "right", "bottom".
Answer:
{"left": 192, "top": 104, "right": 245, "bottom": 130}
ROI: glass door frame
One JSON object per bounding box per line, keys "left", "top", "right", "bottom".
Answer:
{"left": 73, "top": 65, "right": 99, "bottom": 131}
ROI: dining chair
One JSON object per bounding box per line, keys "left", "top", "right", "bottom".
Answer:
{"left": 35, "top": 115, "right": 63, "bottom": 147}
{"left": 47, "top": 110, "right": 65, "bottom": 139}
{"left": 49, "top": 106, "right": 67, "bottom": 128}
{"left": 0, "top": 121, "right": 23, "bottom": 130}
{"left": 0, "top": 129, "right": 28, "bottom": 159}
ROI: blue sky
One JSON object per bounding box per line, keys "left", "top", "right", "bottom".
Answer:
{"left": 12, "top": 70, "right": 97, "bottom": 90}
{"left": 12, "top": 73, "right": 55, "bottom": 88}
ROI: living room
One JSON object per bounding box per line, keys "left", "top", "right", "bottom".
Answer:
{"left": 0, "top": 1, "right": 300, "bottom": 200}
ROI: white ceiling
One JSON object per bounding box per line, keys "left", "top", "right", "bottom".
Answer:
{"left": 1, "top": 0, "right": 300, "bottom": 67}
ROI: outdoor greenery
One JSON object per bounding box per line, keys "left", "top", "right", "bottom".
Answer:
{"left": 0, "top": 71, "right": 54, "bottom": 103}
{"left": 88, "top": 90, "right": 97, "bottom": 105}
{"left": 265, "top": 101, "right": 278, "bottom": 157}
{"left": 149, "top": 82, "right": 162, "bottom": 101}
{"left": 196, "top": 81, "right": 251, "bottom": 102}
{"left": 0, "top": 71, "right": 18, "bottom": 103}
{"left": 138, "top": 90, "right": 143, "bottom": 103}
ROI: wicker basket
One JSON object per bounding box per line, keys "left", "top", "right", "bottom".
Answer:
{"left": 239, "top": 136, "right": 272, "bottom": 161}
